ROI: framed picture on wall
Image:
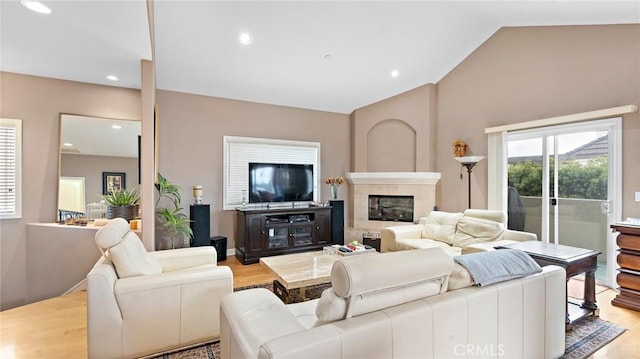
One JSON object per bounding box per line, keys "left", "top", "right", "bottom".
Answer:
{"left": 103, "top": 172, "right": 126, "bottom": 195}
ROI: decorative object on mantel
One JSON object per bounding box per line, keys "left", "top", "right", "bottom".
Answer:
{"left": 325, "top": 176, "right": 344, "bottom": 200}
{"left": 193, "top": 185, "right": 203, "bottom": 204}
{"left": 454, "top": 156, "right": 485, "bottom": 209}
{"left": 101, "top": 187, "right": 140, "bottom": 221}
{"left": 452, "top": 139, "right": 468, "bottom": 157}
{"left": 155, "top": 173, "right": 193, "bottom": 250}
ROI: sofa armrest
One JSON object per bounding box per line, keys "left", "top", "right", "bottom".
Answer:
{"left": 115, "top": 265, "right": 233, "bottom": 348}
{"left": 221, "top": 288, "right": 306, "bottom": 359}
{"left": 87, "top": 259, "right": 124, "bottom": 358}
{"left": 381, "top": 225, "right": 423, "bottom": 252}
{"left": 150, "top": 246, "right": 217, "bottom": 272}
{"left": 503, "top": 229, "right": 537, "bottom": 242}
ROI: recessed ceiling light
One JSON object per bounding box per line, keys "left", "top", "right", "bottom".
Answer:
{"left": 324, "top": 54, "right": 331, "bottom": 61}
{"left": 21, "top": 0, "right": 51, "bottom": 14}
{"left": 239, "top": 33, "right": 253, "bottom": 45}
{"left": 63, "top": 142, "right": 73, "bottom": 147}
{"left": 390, "top": 70, "right": 400, "bottom": 78}
{"left": 106, "top": 75, "right": 119, "bottom": 81}
{"left": 112, "top": 125, "right": 122, "bottom": 130}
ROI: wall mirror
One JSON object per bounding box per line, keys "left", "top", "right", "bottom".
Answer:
{"left": 58, "top": 114, "right": 141, "bottom": 220}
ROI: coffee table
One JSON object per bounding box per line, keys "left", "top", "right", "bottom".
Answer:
{"left": 260, "top": 250, "right": 376, "bottom": 303}
{"left": 496, "top": 241, "right": 600, "bottom": 331}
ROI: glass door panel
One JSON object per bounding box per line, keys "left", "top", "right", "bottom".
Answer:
{"left": 554, "top": 131, "right": 609, "bottom": 284}
{"left": 291, "top": 224, "right": 313, "bottom": 246}
{"left": 507, "top": 121, "right": 616, "bottom": 287}
{"left": 507, "top": 137, "right": 544, "bottom": 240}
{"left": 267, "top": 226, "right": 289, "bottom": 249}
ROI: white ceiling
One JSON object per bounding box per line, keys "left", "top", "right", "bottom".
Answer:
{"left": 1, "top": 0, "right": 639, "bottom": 116}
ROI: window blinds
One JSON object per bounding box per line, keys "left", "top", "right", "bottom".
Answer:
{"left": 0, "top": 118, "right": 22, "bottom": 219}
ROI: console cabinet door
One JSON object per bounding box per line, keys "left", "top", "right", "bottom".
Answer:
{"left": 314, "top": 211, "right": 331, "bottom": 245}
{"left": 291, "top": 223, "right": 314, "bottom": 247}
{"left": 247, "top": 215, "right": 266, "bottom": 253}
{"left": 266, "top": 224, "right": 291, "bottom": 250}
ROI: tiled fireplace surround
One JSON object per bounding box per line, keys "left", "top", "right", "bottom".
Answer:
{"left": 344, "top": 172, "right": 441, "bottom": 243}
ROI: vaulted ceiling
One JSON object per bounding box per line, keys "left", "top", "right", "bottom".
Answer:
{"left": 2, "top": 1, "right": 639, "bottom": 114}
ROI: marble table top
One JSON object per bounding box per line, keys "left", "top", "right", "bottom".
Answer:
{"left": 260, "top": 250, "right": 376, "bottom": 289}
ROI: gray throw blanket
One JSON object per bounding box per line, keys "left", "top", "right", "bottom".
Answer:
{"left": 454, "top": 249, "right": 542, "bottom": 287}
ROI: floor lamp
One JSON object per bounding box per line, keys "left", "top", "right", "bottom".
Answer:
{"left": 454, "top": 156, "right": 485, "bottom": 209}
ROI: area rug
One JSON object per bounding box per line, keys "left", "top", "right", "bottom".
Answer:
{"left": 560, "top": 316, "right": 626, "bottom": 359}
{"left": 152, "top": 284, "right": 626, "bottom": 359}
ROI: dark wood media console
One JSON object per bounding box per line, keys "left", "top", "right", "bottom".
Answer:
{"left": 235, "top": 206, "right": 332, "bottom": 265}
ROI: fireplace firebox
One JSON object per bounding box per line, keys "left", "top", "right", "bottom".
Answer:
{"left": 368, "top": 195, "right": 414, "bottom": 222}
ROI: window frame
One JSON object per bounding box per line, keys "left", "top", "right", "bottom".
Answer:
{"left": 0, "top": 118, "right": 22, "bottom": 219}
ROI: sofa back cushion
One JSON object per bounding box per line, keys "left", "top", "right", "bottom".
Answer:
{"left": 463, "top": 209, "right": 506, "bottom": 225}
{"left": 95, "top": 218, "right": 162, "bottom": 278}
{"left": 315, "top": 248, "right": 453, "bottom": 323}
{"left": 420, "top": 211, "right": 463, "bottom": 245}
{"left": 452, "top": 216, "right": 505, "bottom": 248}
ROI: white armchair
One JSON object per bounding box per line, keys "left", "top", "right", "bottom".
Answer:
{"left": 87, "top": 218, "right": 233, "bottom": 358}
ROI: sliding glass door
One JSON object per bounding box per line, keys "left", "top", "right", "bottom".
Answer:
{"left": 506, "top": 118, "right": 621, "bottom": 287}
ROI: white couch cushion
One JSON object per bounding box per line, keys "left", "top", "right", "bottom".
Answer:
{"left": 95, "top": 218, "right": 162, "bottom": 278}
{"left": 396, "top": 238, "right": 462, "bottom": 256}
{"left": 421, "top": 211, "right": 463, "bottom": 245}
{"left": 463, "top": 209, "right": 506, "bottom": 224}
{"left": 447, "top": 263, "right": 475, "bottom": 290}
{"left": 452, "top": 216, "right": 505, "bottom": 248}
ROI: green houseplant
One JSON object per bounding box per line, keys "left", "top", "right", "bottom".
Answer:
{"left": 155, "top": 173, "right": 193, "bottom": 249}
{"left": 101, "top": 187, "right": 140, "bottom": 221}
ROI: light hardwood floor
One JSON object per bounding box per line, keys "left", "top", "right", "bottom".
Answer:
{"left": 1, "top": 256, "right": 638, "bottom": 359}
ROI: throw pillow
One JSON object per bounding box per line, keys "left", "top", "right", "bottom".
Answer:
{"left": 421, "top": 211, "right": 464, "bottom": 245}
{"left": 452, "top": 216, "right": 504, "bottom": 248}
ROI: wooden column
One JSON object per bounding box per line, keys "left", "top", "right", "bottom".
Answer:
{"left": 610, "top": 223, "right": 640, "bottom": 312}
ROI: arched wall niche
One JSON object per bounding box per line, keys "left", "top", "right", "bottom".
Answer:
{"left": 366, "top": 119, "right": 416, "bottom": 172}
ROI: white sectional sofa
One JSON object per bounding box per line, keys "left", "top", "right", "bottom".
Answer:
{"left": 381, "top": 209, "right": 537, "bottom": 255}
{"left": 220, "top": 248, "right": 566, "bottom": 359}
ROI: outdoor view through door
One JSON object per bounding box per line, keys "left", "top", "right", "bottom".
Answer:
{"left": 506, "top": 118, "right": 621, "bottom": 287}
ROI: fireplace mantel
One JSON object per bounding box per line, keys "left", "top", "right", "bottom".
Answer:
{"left": 346, "top": 172, "right": 441, "bottom": 185}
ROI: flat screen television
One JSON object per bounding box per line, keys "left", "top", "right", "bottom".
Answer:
{"left": 248, "top": 163, "right": 314, "bottom": 203}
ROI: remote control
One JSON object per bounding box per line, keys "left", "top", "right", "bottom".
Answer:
{"left": 364, "top": 244, "right": 373, "bottom": 250}
{"left": 338, "top": 247, "right": 352, "bottom": 253}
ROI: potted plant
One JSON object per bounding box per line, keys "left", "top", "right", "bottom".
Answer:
{"left": 101, "top": 187, "right": 140, "bottom": 221}
{"left": 155, "top": 173, "right": 193, "bottom": 249}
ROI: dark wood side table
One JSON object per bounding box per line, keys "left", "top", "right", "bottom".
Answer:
{"left": 610, "top": 223, "right": 640, "bottom": 312}
{"left": 496, "top": 241, "right": 600, "bottom": 331}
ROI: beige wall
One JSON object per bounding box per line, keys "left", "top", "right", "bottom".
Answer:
{"left": 0, "top": 72, "right": 140, "bottom": 310}
{"left": 351, "top": 83, "right": 436, "bottom": 173}
{"left": 155, "top": 90, "right": 351, "bottom": 250}
{"left": 436, "top": 24, "right": 640, "bottom": 216}
{"left": 60, "top": 154, "right": 139, "bottom": 205}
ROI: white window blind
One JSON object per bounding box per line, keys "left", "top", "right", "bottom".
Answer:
{"left": 0, "top": 118, "right": 22, "bottom": 219}
{"left": 223, "top": 136, "right": 320, "bottom": 210}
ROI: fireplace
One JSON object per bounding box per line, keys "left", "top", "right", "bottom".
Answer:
{"left": 344, "top": 172, "right": 440, "bottom": 242}
{"left": 368, "top": 195, "right": 414, "bottom": 222}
